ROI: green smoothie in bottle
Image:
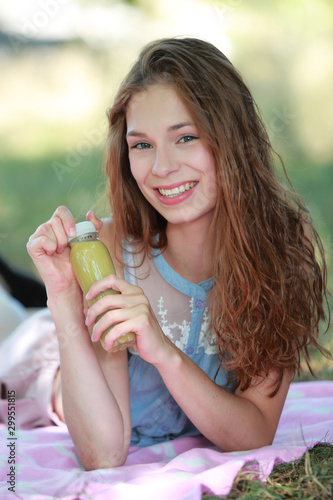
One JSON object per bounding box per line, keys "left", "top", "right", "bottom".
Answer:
{"left": 68, "top": 221, "right": 136, "bottom": 352}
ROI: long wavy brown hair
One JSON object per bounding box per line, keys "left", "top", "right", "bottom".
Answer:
{"left": 104, "top": 37, "right": 331, "bottom": 395}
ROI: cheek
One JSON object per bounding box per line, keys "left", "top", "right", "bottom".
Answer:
{"left": 201, "top": 152, "right": 217, "bottom": 196}
{"left": 129, "top": 158, "right": 142, "bottom": 184}
{"left": 203, "top": 176, "right": 218, "bottom": 209}
{"left": 129, "top": 160, "right": 150, "bottom": 198}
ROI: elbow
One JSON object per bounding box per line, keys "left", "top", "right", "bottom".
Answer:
{"left": 75, "top": 428, "right": 131, "bottom": 471}
{"left": 239, "top": 434, "right": 274, "bottom": 452}
{"left": 81, "top": 448, "right": 128, "bottom": 471}
{"left": 221, "top": 430, "right": 276, "bottom": 453}
{"left": 78, "top": 435, "right": 131, "bottom": 471}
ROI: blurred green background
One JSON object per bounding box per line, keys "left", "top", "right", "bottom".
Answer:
{"left": 0, "top": 0, "right": 332, "bottom": 372}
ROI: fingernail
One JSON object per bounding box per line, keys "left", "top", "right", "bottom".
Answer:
{"left": 105, "top": 341, "right": 113, "bottom": 351}
{"left": 85, "top": 313, "right": 93, "bottom": 327}
{"left": 69, "top": 227, "right": 75, "bottom": 237}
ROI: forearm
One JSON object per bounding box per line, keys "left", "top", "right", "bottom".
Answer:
{"left": 48, "top": 296, "right": 130, "bottom": 469}
{"left": 154, "top": 341, "right": 282, "bottom": 452}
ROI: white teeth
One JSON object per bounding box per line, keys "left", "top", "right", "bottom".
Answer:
{"left": 158, "top": 182, "right": 197, "bottom": 198}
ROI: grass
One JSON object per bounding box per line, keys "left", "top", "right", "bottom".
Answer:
{"left": 0, "top": 148, "right": 107, "bottom": 273}
{"left": 200, "top": 339, "right": 333, "bottom": 499}
{"left": 203, "top": 442, "right": 333, "bottom": 499}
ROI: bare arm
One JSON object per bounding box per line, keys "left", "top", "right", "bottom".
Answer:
{"left": 49, "top": 296, "right": 130, "bottom": 469}
{"left": 27, "top": 206, "right": 131, "bottom": 470}
{"left": 155, "top": 341, "right": 291, "bottom": 451}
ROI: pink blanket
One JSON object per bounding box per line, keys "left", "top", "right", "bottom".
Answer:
{"left": 1, "top": 380, "right": 332, "bottom": 499}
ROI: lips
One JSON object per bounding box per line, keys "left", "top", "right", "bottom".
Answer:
{"left": 155, "top": 181, "right": 198, "bottom": 198}
{"left": 153, "top": 180, "right": 198, "bottom": 206}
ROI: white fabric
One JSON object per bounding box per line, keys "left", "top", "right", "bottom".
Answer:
{"left": 0, "top": 284, "right": 27, "bottom": 343}
{"left": 0, "top": 308, "right": 64, "bottom": 428}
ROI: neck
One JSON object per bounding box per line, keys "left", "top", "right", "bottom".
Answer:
{"left": 163, "top": 217, "right": 215, "bottom": 284}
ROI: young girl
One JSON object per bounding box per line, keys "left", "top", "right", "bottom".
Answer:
{"left": 24, "top": 37, "right": 329, "bottom": 470}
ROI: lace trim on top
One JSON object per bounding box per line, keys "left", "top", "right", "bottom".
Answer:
{"left": 123, "top": 241, "right": 217, "bottom": 356}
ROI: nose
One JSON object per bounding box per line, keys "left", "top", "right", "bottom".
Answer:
{"left": 152, "top": 145, "right": 180, "bottom": 177}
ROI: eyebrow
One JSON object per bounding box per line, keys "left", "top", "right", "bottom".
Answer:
{"left": 126, "top": 122, "right": 195, "bottom": 138}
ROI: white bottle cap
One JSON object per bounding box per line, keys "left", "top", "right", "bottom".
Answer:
{"left": 68, "top": 221, "right": 97, "bottom": 243}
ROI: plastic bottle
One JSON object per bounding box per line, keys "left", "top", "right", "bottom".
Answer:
{"left": 68, "top": 221, "right": 136, "bottom": 352}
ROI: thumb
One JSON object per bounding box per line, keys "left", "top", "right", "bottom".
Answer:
{"left": 86, "top": 210, "right": 103, "bottom": 233}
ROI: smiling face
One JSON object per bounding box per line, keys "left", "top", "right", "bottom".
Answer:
{"left": 125, "top": 84, "right": 218, "bottom": 228}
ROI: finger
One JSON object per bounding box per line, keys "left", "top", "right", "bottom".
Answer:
{"left": 103, "top": 314, "right": 145, "bottom": 351}
{"left": 85, "top": 291, "right": 146, "bottom": 326}
{"left": 33, "top": 216, "right": 68, "bottom": 255}
{"left": 86, "top": 275, "right": 143, "bottom": 301}
{"left": 48, "top": 215, "right": 71, "bottom": 254}
{"left": 27, "top": 207, "right": 74, "bottom": 257}
{"left": 27, "top": 219, "right": 60, "bottom": 256}
{"left": 86, "top": 210, "right": 103, "bottom": 233}
{"left": 27, "top": 232, "right": 58, "bottom": 258}
{"left": 52, "top": 206, "right": 76, "bottom": 238}
{"left": 91, "top": 306, "right": 137, "bottom": 342}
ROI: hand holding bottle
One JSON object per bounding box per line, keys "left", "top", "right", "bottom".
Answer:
{"left": 85, "top": 274, "right": 173, "bottom": 365}
{"left": 68, "top": 219, "right": 136, "bottom": 352}
{"left": 27, "top": 206, "right": 78, "bottom": 298}
{"left": 27, "top": 206, "right": 102, "bottom": 301}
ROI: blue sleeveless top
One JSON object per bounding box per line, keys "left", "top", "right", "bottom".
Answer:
{"left": 123, "top": 243, "right": 232, "bottom": 446}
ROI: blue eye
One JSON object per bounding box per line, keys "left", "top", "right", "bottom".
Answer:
{"left": 179, "top": 135, "right": 198, "bottom": 143}
{"left": 132, "top": 142, "right": 152, "bottom": 150}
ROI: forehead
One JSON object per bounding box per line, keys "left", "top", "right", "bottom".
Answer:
{"left": 126, "top": 84, "right": 193, "bottom": 129}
